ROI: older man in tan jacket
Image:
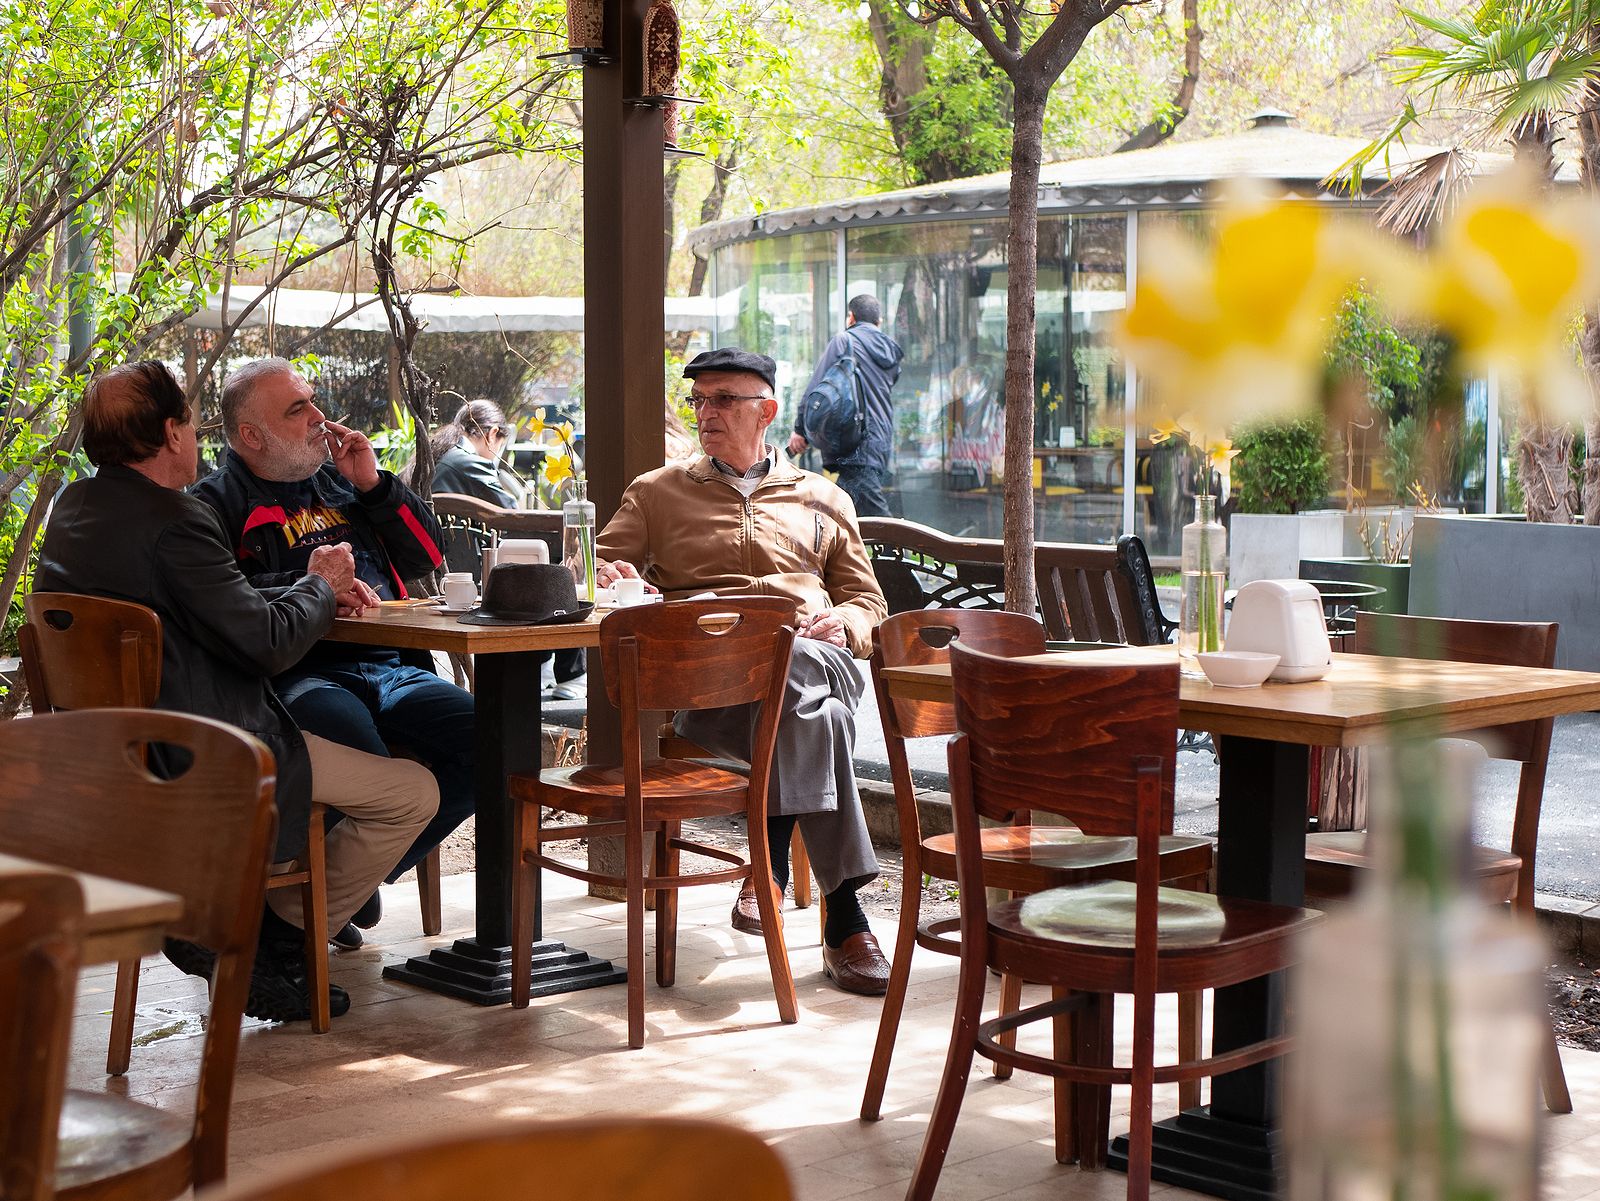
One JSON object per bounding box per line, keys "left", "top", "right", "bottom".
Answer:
{"left": 595, "top": 346, "right": 891, "bottom": 995}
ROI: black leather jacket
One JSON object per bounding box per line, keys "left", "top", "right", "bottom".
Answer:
{"left": 36, "top": 465, "right": 335, "bottom": 859}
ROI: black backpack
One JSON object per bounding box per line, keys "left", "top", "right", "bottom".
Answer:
{"left": 798, "top": 331, "right": 865, "bottom": 462}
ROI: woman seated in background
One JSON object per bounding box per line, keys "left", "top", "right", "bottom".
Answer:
{"left": 431, "top": 399, "right": 519, "bottom": 508}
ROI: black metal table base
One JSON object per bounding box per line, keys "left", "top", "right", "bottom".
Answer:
{"left": 1107, "top": 1108, "right": 1283, "bottom": 1201}
{"left": 382, "top": 937, "right": 626, "bottom": 1005}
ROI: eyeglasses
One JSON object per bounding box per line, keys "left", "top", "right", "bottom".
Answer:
{"left": 685, "top": 391, "right": 770, "bottom": 412}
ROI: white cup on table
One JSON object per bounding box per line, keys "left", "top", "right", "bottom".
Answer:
{"left": 614, "top": 577, "right": 646, "bottom": 607}
{"left": 443, "top": 572, "right": 477, "bottom": 609}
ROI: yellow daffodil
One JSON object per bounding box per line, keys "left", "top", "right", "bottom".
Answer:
{"left": 1118, "top": 192, "right": 1365, "bottom": 433}
{"left": 528, "top": 414, "right": 546, "bottom": 437}
{"left": 1150, "top": 417, "right": 1187, "bottom": 445}
{"left": 542, "top": 453, "right": 573, "bottom": 488}
{"left": 1206, "top": 438, "right": 1240, "bottom": 472}
{"left": 1395, "top": 172, "right": 1600, "bottom": 424}
{"left": 556, "top": 420, "right": 576, "bottom": 445}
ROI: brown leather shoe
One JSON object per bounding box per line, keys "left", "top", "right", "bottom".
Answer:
{"left": 731, "top": 880, "right": 763, "bottom": 935}
{"left": 822, "top": 931, "right": 891, "bottom": 996}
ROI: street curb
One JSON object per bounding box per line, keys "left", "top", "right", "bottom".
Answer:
{"left": 857, "top": 779, "right": 1598, "bottom": 960}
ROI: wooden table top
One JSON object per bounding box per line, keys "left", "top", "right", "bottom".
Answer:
{"left": 880, "top": 644, "right": 1600, "bottom": 748}
{"left": 326, "top": 600, "right": 603, "bottom": 655}
{"left": 0, "top": 852, "right": 183, "bottom": 965}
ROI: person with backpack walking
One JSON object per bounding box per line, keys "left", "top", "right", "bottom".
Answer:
{"left": 787, "top": 293, "right": 904, "bottom": 517}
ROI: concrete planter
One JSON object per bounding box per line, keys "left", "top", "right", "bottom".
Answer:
{"left": 1409, "top": 513, "right": 1600, "bottom": 671}
{"left": 1297, "top": 557, "right": 1410, "bottom": 615}
{"left": 1228, "top": 510, "right": 1346, "bottom": 589}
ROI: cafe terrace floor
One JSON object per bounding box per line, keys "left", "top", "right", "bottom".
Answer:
{"left": 66, "top": 869, "right": 1600, "bottom": 1201}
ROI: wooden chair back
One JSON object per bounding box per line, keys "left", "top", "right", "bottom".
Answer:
{"left": 0, "top": 869, "right": 83, "bottom": 1201}
{"left": 871, "top": 609, "right": 1048, "bottom": 741}
{"left": 602, "top": 598, "right": 797, "bottom": 808}
{"left": 20, "top": 592, "right": 161, "bottom": 711}
{"left": 598, "top": 597, "right": 798, "bottom": 713}
{"left": 947, "top": 641, "right": 1178, "bottom": 836}
{"left": 1354, "top": 611, "right": 1557, "bottom": 763}
{"left": 1354, "top": 610, "right": 1558, "bottom": 908}
{"left": 207, "top": 1118, "right": 794, "bottom": 1201}
{"left": 0, "top": 709, "right": 277, "bottom": 1185}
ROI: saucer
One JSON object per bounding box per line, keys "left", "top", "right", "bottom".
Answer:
{"left": 433, "top": 600, "right": 477, "bottom": 615}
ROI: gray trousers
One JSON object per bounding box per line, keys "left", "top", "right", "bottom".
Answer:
{"left": 675, "top": 637, "right": 879, "bottom": 895}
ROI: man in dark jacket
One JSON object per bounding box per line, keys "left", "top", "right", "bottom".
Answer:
{"left": 37, "top": 360, "right": 437, "bottom": 1022}
{"left": 788, "top": 293, "right": 904, "bottom": 518}
{"left": 191, "top": 358, "right": 476, "bottom": 947}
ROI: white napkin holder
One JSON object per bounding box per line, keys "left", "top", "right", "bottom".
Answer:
{"left": 494, "top": 538, "right": 549, "bottom": 566}
{"left": 1223, "top": 579, "right": 1332, "bottom": 683}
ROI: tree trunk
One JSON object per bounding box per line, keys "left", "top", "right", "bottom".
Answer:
{"left": 1001, "top": 84, "right": 1046, "bottom": 615}
{"left": 1114, "top": 0, "right": 1200, "bottom": 153}
{"left": 1516, "top": 421, "right": 1578, "bottom": 524}
{"left": 864, "top": 0, "right": 935, "bottom": 172}
{"left": 1507, "top": 112, "right": 1568, "bottom": 521}
{"left": 1576, "top": 64, "right": 1600, "bottom": 525}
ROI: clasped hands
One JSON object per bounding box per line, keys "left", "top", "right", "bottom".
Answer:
{"left": 307, "top": 543, "right": 380, "bottom": 616}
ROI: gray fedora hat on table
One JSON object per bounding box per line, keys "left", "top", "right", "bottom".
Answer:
{"left": 458, "top": 562, "right": 595, "bottom": 626}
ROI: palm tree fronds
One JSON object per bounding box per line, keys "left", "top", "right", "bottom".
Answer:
{"left": 1324, "top": 99, "right": 1424, "bottom": 197}
{"left": 1374, "top": 148, "right": 1477, "bottom": 233}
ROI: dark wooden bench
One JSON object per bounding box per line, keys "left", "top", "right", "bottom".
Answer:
{"left": 858, "top": 517, "right": 1176, "bottom": 646}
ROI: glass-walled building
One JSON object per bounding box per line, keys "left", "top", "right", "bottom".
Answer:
{"left": 689, "top": 113, "right": 1517, "bottom": 560}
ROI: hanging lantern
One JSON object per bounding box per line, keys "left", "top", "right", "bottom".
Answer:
{"left": 566, "top": 0, "right": 603, "bottom": 52}
{"left": 643, "top": 0, "right": 681, "bottom": 145}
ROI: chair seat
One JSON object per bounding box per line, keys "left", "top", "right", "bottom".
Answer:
{"left": 1305, "top": 832, "right": 1521, "bottom": 904}
{"left": 56, "top": 1089, "right": 191, "bottom": 1194}
{"left": 513, "top": 759, "right": 752, "bottom": 821}
{"left": 921, "top": 826, "right": 1213, "bottom": 892}
{"left": 987, "top": 881, "right": 1320, "bottom": 993}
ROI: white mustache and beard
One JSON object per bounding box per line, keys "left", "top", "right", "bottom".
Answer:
{"left": 253, "top": 422, "right": 332, "bottom": 482}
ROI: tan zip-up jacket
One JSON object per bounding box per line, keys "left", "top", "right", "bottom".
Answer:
{"left": 595, "top": 449, "right": 887, "bottom": 658}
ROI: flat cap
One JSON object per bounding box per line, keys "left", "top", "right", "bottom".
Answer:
{"left": 682, "top": 347, "right": 777, "bottom": 392}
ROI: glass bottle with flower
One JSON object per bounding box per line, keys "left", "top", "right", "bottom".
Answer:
{"left": 532, "top": 415, "right": 595, "bottom": 602}
{"left": 1150, "top": 416, "right": 1238, "bottom": 670}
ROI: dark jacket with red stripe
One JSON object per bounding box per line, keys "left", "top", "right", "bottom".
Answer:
{"left": 191, "top": 449, "right": 445, "bottom": 598}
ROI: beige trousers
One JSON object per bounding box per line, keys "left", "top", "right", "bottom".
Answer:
{"left": 266, "top": 734, "right": 439, "bottom": 936}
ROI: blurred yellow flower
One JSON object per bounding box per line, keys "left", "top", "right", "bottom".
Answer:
{"left": 528, "top": 414, "right": 546, "bottom": 436}
{"left": 1206, "top": 438, "right": 1240, "bottom": 471}
{"left": 1398, "top": 175, "right": 1600, "bottom": 423}
{"left": 542, "top": 453, "right": 573, "bottom": 488}
{"left": 557, "top": 420, "right": 576, "bottom": 444}
{"left": 1119, "top": 194, "right": 1363, "bottom": 432}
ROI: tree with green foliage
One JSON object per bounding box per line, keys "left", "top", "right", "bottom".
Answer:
{"left": 0, "top": 0, "right": 574, "bottom": 669}
{"left": 908, "top": 0, "right": 1138, "bottom": 613}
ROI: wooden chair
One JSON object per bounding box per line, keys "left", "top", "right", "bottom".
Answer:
{"left": 510, "top": 598, "right": 801, "bottom": 1048}
{"left": 1302, "top": 610, "right": 1570, "bottom": 1112}
{"left": 860, "top": 610, "right": 1213, "bottom": 1128}
{"left": 0, "top": 709, "right": 277, "bottom": 1200}
{"left": 904, "top": 645, "right": 1319, "bottom": 1201}
{"left": 657, "top": 728, "right": 816, "bottom": 912}
{"left": 204, "top": 1117, "right": 793, "bottom": 1201}
{"left": 0, "top": 869, "right": 84, "bottom": 1201}
{"left": 21, "top": 591, "right": 441, "bottom": 1057}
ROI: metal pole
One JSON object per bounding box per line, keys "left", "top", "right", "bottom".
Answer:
{"left": 1121, "top": 209, "right": 1138, "bottom": 538}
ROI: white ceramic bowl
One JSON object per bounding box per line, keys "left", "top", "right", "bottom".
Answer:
{"left": 1198, "top": 650, "right": 1280, "bottom": 688}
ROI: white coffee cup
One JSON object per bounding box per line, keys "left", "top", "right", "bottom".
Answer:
{"left": 443, "top": 572, "right": 477, "bottom": 609}
{"left": 614, "top": 577, "right": 646, "bottom": 607}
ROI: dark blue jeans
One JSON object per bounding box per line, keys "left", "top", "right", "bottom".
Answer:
{"left": 279, "top": 657, "right": 475, "bottom": 881}
{"left": 833, "top": 464, "right": 891, "bottom": 517}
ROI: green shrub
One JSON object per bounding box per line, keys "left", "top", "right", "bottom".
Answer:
{"left": 1232, "top": 418, "right": 1331, "bottom": 515}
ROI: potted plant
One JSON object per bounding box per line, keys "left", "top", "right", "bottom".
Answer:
{"left": 1226, "top": 416, "right": 1341, "bottom": 588}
